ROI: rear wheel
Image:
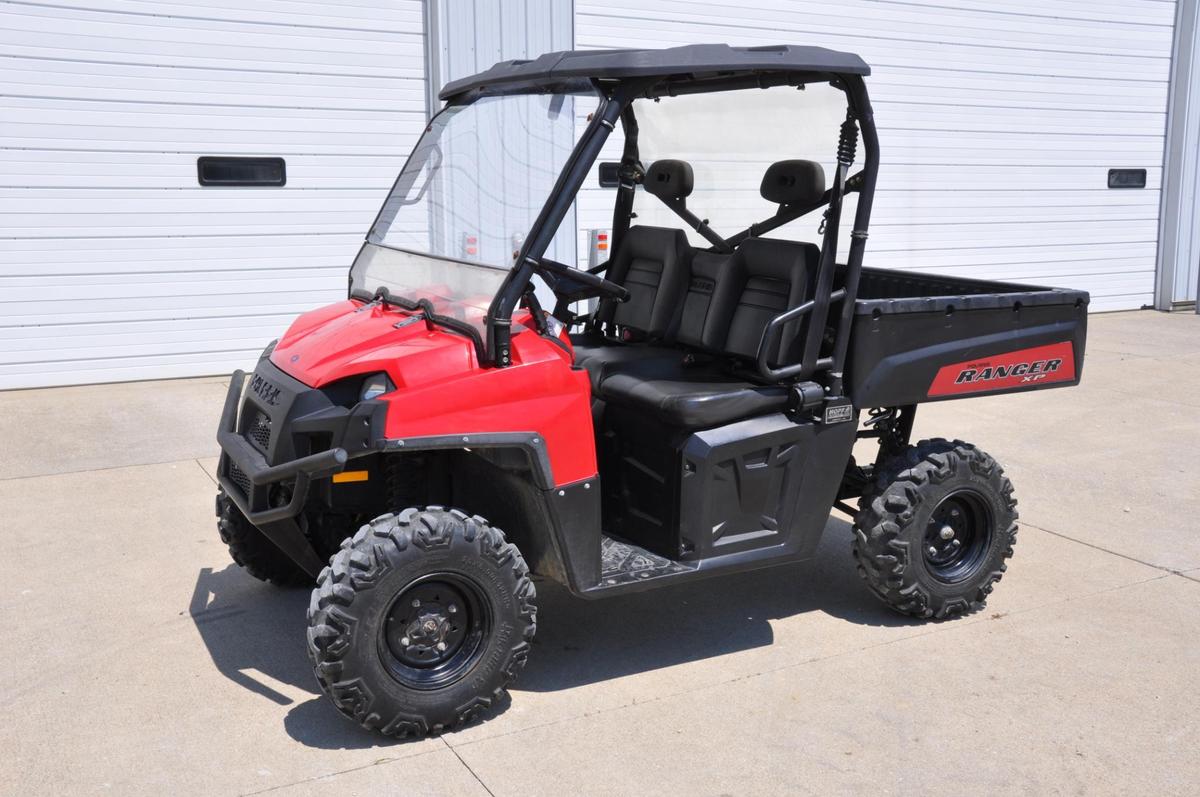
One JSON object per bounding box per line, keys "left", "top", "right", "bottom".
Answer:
{"left": 852, "top": 439, "right": 1017, "bottom": 619}
{"left": 306, "top": 507, "right": 536, "bottom": 738}
{"left": 215, "top": 489, "right": 312, "bottom": 587}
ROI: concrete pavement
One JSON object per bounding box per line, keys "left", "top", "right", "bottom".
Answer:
{"left": 1, "top": 309, "right": 1197, "bottom": 795}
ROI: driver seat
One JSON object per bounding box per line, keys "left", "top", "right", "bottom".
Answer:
{"left": 570, "top": 223, "right": 690, "bottom": 382}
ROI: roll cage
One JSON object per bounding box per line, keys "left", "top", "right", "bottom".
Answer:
{"left": 423, "top": 45, "right": 880, "bottom": 403}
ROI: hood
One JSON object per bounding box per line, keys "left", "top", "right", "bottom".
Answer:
{"left": 270, "top": 299, "right": 479, "bottom": 390}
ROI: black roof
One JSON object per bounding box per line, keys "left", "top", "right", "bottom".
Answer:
{"left": 439, "top": 44, "right": 870, "bottom": 101}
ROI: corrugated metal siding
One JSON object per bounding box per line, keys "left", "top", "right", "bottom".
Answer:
{"left": 575, "top": 0, "right": 1176, "bottom": 311}
{"left": 0, "top": 0, "right": 426, "bottom": 389}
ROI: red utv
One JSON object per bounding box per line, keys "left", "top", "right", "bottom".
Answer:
{"left": 215, "top": 44, "right": 1088, "bottom": 738}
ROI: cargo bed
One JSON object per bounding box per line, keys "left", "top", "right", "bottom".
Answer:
{"left": 845, "top": 267, "right": 1089, "bottom": 406}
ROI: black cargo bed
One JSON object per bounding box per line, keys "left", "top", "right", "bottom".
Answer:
{"left": 845, "top": 267, "right": 1089, "bottom": 406}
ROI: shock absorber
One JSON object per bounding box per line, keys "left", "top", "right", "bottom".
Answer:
{"left": 837, "top": 114, "right": 859, "bottom": 168}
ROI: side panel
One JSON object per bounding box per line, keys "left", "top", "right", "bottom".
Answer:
{"left": 680, "top": 416, "right": 826, "bottom": 561}
{"left": 848, "top": 303, "right": 1088, "bottom": 407}
{"left": 599, "top": 408, "right": 857, "bottom": 566}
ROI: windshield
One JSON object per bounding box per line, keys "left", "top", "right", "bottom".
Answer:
{"left": 353, "top": 93, "right": 582, "bottom": 328}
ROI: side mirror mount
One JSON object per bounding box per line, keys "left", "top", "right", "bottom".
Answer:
{"left": 597, "top": 162, "right": 621, "bottom": 188}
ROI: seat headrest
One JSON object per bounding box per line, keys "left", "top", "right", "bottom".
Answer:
{"left": 643, "top": 160, "right": 694, "bottom": 201}
{"left": 760, "top": 160, "right": 826, "bottom": 206}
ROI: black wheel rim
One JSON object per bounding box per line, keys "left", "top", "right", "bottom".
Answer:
{"left": 922, "top": 489, "right": 993, "bottom": 583}
{"left": 379, "top": 572, "right": 491, "bottom": 690}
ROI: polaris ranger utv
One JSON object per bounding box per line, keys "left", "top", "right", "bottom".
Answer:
{"left": 215, "top": 45, "right": 1088, "bottom": 738}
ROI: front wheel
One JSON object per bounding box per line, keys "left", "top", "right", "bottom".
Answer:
{"left": 306, "top": 507, "right": 536, "bottom": 738}
{"left": 852, "top": 439, "right": 1018, "bottom": 620}
{"left": 216, "top": 489, "right": 312, "bottom": 587}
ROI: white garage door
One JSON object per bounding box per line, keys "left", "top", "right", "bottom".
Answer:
{"left": 575, "top": 0, "right": 1175, "bottom": 312}
{"left": 0, "top": 0, "right": 427, "bottom": 389}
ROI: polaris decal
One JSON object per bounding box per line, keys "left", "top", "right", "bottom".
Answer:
{"left": 928, "top": 342, "right": 1076, "bottom": 397}
{"left": 249, "top": 374, "right": 281, "bottom": 406}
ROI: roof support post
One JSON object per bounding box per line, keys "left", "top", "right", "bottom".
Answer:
{"left": 827, "top": 75, "right": 880, "bottom": 396}
{"left": 486, "top": 86, "right": 632, "bottom": 365}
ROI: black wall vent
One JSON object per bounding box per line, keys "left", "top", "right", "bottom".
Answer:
{"left": 198, "top": 156, "right": 286, "bottom": 187}
{"left": 1107, "top": 168, "right": 1146, "bottom": 189}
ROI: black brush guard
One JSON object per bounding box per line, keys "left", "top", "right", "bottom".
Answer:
{"left": 216, "top": 367, "right": 358, "bottom": 576}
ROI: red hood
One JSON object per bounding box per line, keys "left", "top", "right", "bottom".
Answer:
{"left": 265, "top": 298, "right": 595, "bottom": 486}
{"left": 270, "top": 299, "right": 488, "bottom": 389}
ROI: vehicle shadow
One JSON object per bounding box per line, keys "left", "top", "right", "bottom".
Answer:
{"left": 188, "top": 565, "right": 383, "bottom": 750}
{"left": 189, "top": 517, "right": 922, "bottom": 749}
{"left": 516, "top": 517, "right": 924, "bottom": 693}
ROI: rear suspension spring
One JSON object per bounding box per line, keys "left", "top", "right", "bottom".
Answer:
{"left": 837, "top": 116, "right": 859, "bottom": 167}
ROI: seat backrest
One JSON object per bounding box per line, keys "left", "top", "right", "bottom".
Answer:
{"left": 596, "top": 224, "right": 690, "bottom": 340}
{"left": 718, "top": 237, "right": 820, "bottom": 364}
{"left": 675, "top": 250, "right": 736, "bottom": 350}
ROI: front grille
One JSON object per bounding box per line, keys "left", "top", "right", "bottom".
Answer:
{"left": 228, "top": 462, "right": 252, "bottom": 496}
{"left": 246, "top": 410, "right": 272, "bottom": 453}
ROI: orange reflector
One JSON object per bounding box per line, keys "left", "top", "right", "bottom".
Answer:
{"left": 332, "top": 470, "right": 369, "bottom": 484}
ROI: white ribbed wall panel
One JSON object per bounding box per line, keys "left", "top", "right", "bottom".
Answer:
{"left": 0, "top": 0, "right": 426, "bottom": 388}
{"left": 575, "top": 0, "right": 1176, "bottom": 312}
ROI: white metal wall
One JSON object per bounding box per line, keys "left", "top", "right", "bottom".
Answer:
{"left": 0, "top": 0, "right": 427, "bottom": 389}
{"left": 575, "top": 0, "right": 1177, "bottom": 312}
{"left": 1, "top": 1, "right": 1181, "bottom": 390}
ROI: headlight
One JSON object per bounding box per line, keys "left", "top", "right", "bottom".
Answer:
{"left": 360, "top": 373, "right": 394, "bottom": 401}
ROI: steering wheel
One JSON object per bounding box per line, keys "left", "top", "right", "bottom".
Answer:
{"left": 535, "top": 257, "right": 630, "bottom": 303}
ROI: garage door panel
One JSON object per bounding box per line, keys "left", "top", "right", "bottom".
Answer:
{"left": 2, "top": 291, "right": 347, "bottom": 327}
{"left": 886, "top": 0, "right": 1175, "bottom": 28}
{"left": 0, "top": 268, "right": 346, "bottom": 301}
{"left": 578, "top": 0, "right": 1169, "bottom": 314}
{"left": 874, "top": 105, "right": 1163, "bottom": 136}
{"left": 866, "top": 218, "right": 1159, "bottom": 246}
{"left": 3, "top": 215, "right": 366, "bottom": 239}
{"left": 0, "top": 0, "right": 424, "bottom": 389}
{"left": 580, "top": 24, "right": 1171, "bottom": 82}
{"left": 0, "top": 351, "right": 269, "bottom": 388}
{"left": 54, "top": 0, "right": 424, "bottom": 33}
{"left": 0, "top": 152, "right": 401, "bottom": 190}
{"left": 584, "top": 0, "right": 1173, "bottom": 58}
{"left": 871, "top": 69, "right": 1171, "bottom": 112}
{"left": 0, "top": 6, "right": 424, "bottom": 74}
{"left": 899, "top": 257, "right": 1157, "bottom": 283}
{"left": 0, "top": 134, "right": 415, "bottom": 157}
{"left": 0, "top": 329, "right": 289, "bottom": 364}
{"left": 0, "top": 232, "right": 361, "bottom": 261}
{"left": 869, "top": 241, "right": 1159, "bottom": 269}
{"left": 0, "top": 54, "right": 421, "bottom": 109}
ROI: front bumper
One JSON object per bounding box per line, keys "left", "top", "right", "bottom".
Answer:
{"left": 215, "top": 359, "right": 386, "bottom": 575}
{"left": 216, "top": 369, "right": 348, "bottom": 526}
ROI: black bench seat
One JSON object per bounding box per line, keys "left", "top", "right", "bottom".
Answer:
{"left": 575, "top": 157, "right": 827, "bottom": 430}
{"left": 599, "top": 368, "right": 789, "bottom": 428}
{"left": 595, "top": 237, "right": 816, "bottom": 429}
